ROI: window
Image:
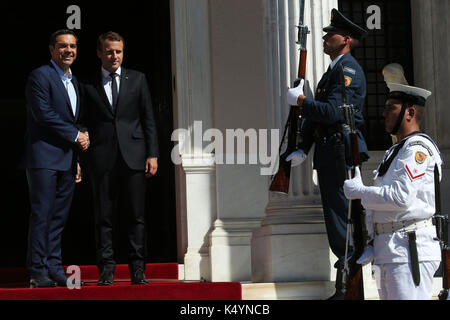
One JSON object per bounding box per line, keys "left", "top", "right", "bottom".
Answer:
{"left": 339, "top": 0, "right": 414, "bottom": 150}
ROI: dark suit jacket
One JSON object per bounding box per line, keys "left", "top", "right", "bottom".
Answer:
{"left": 299, "top": 52, "right": 369, "bottom": 169}
{"left": 22, "top": 62, "right": 81, "bottom": 171}
{"left": 80, "top": 68, "right": 159, "bottom": 175}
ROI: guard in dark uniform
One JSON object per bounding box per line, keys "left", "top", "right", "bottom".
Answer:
{"left": 286, "top": 8, "right": 369, "bottom": 299}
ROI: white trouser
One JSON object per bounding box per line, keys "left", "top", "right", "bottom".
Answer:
{"left": 374, "top": 261, "right": 440, "bottom": 300}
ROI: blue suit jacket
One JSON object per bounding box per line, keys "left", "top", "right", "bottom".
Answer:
{"left": 22, "top": 63, "right": 81, "bottom": 171}
{"left": 299, "top": 52, "right": 369, "bottom": 168}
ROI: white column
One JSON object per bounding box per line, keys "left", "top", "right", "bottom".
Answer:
{"left": 251, "top": 0, "right": 339, "bottom": 283}
{"left": 411, "top": 0, "right": 450, "bottom": 214}
{"left": 170, "top": 0, "right": 216, "bottom": 281}
{"left": 181, "top": 155, "right": 216, "bottom": 281}
{"left": 207, "top": 0, "right": 271, "bottom": 282}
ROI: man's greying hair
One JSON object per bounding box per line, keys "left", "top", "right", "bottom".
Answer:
{"left": 49, "top": 29, "right": 78, "bottom": 46}
{"left": 97, "top": 31, "right": 125, "bottom": 51}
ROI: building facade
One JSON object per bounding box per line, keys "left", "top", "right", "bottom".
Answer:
{"left": 1, "top": 0, "right": 448, "bottom": 299}
{"left": 170, "top": 0, "right": 450, "bottom": 298}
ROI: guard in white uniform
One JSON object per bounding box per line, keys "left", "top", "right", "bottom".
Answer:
{"left": 343, "top": 80, "right": 442, "bottom": 300}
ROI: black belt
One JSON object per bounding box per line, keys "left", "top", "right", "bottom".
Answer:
{"left": 314, "top": 125, "right": 342, "bottom": 145}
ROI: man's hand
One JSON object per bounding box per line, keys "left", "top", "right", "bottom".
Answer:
{"left": 75, "top": 162, "right": 82, "bottom": 183}
{"left": 343, "top": 166, "right": 366, "bottom": 200}
{"left": 287, "top": 78, "right": 304, "bottom": 105}
{"left": 76, "top": 131, "right": 90, "bottom": 151}
{"left": 145, "top": 157, "right": 158, "bottom": 178}
{"left": 286, "top": 149, "right": 307, "bottom": 167}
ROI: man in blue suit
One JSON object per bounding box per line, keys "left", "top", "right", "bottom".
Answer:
{"left": 286, "top": 9, "right": 369, "bottom": 299}
{"left": 22, "top": 29, "right": 89, "bottom": 288}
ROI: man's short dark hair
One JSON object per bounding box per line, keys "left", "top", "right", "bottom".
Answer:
{"left": 97, "top": 31, "right": 125, "bottom": 51}
{"left": 49, "top": 29, "right": 78, "bottom": 46}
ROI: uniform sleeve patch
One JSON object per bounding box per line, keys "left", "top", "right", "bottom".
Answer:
{"left": 344, "top": 76, "right": 352, "bottom": 86}
{"left": 415, "top": 151, "right": 427, "bottom": 164}
{"left": 405, "top": 164, "right": 425, "bottom": 180}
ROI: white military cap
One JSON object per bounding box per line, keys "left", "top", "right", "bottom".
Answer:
{"left": 387, "top": 83, "right": 432, "bottom": 107}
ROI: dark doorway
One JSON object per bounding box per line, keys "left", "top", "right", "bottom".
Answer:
{"left": 339, "top": 0, "right": 414, "bottom": 151}
{"left": 0, "top": 1, "right": 177, "bottom": 268}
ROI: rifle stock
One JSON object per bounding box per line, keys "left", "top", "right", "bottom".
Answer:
{"left": 344, "top": 196, "right": 365, "bottom": 300}
{"left": 269, "top": 105, "right": 302, "bottom": 193}
{"left": 433, "top": 164, "right": 449, "bottom": 300}
{"left": 442, "top": 249, "right": 450, "bottom": 298}
{"left": 339, "top": 64, "right": 365, "bottom": 300}
{"left": 269, "top": 155, "right": 291, "bottom": 194}
{"left": 269, "top": 8, "right": 309, "bottom": 194}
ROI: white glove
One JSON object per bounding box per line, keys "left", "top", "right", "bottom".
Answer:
{"left": 356, "top": 245, "right": 374, "bottom": 266}
{"left": 286, "top": 79, "right": 304, "bottom": 105}
{"left": 286, "top": 149, "right": 307, "bottom": 167}
{"left": 343, "top": 166, "right": 366, "bottom": 200}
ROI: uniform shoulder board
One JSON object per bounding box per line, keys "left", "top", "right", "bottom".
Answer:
{"left": 408, "top": 140, "right": 433, "bottom": 156}
{"left": 343, "top": 66, "right": 356, "bottom": 75}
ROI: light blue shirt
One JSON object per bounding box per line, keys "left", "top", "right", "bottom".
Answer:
{"left": 50, "top": 60, "right": 77, "bottom": 116}
{"left": 329, "top": 54, "right": 345, "bottom": 70}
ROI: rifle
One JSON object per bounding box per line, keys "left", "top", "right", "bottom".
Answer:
{"left": 433, "top": 164, "right": 449, "bottom": 300}
{"left": 339, "top": 64, "right": 365, "bottom": 300}
{"left": 269, "top": 0, "right": 309, "bottom": 194}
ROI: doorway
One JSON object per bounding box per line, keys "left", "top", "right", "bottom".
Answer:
{"left": 0, "top": 1, "right": 176, "bottom": 267}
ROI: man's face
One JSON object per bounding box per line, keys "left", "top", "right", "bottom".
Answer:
{"left": 322, "top": 31, "right": 348, "bottom": 56}
{"left": 383, "top": 98, "right": 402, "bottom": 133}
{"left": 49, "top": 34, "right": 77, "bottom": 72}
{"left": 97, "top": 39, "right": 124, "bottom": 73}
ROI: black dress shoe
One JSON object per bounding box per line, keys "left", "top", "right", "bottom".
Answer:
{"left": 50, "top": 273, "right": 85, "bottom": 287}
{"left": 131, "top": 270, "right": 148, "bottom": 285}
{"left": 30, "top": 276, "right": 57, "bottom": 288}
{"left": 98, "top": 270, "right": 114, "bottom": 286}
{"left": 49, "top": 273, "right": 69, "bottom": 287}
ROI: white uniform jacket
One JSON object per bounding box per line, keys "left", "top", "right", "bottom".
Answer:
{"left": 361, "top": 133, "right": 442, "bottom": 264}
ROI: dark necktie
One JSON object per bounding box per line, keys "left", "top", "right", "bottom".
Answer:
{"left": 110, "top": 72, "right": 119, "bottom": 110}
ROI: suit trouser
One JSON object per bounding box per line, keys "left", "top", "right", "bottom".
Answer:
{"left": 90, "top": 152, "right": 147, "bottom": 273}
{"left": 316, "top": 164, "right": 350, "bottom": 269}
{"left": 26, "top": 168, "right": 75, "bottom": 278}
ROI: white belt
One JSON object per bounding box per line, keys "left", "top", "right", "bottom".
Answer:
{"left": 374, "top": 218, "right": 433, "bottom": 235}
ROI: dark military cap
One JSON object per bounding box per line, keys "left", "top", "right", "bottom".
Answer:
{"left": 323, "top": 8, "right": 368, "bottom": 40}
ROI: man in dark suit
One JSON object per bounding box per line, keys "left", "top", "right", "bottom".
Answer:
{"left": 286, "top": 9, "right": 369, "bottom": 299}
{"left": 22, "top": 29, "right": 89, "bottom": 288}
{"left": 80, "top": 31, "right": 159, "bottom": 285}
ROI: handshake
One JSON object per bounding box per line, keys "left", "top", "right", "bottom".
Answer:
{"left": 76, "top": 131, "right": 90, "bottom": 152}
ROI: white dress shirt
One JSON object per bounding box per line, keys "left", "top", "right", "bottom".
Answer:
{"left": 101, "top": 66, "right": 121, "bottom": 106}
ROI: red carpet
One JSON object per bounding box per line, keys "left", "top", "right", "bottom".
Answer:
{"left": 0, "top": 263, "right": 179, "bottom": 285}
{"left": 0, "top": 264, "right": 242, "bottom": 300}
